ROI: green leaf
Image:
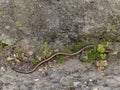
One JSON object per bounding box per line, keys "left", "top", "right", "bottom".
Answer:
{"left": 36, "top": 56, "right": 42, "bottom": 61}
{"left": 88, "top": 51, "right": 98, "bottom": 60}
{"left": 100, "top": 53, "right": 106, "bottom": 59}
{"left": 97, "top": 44, "right": 105, "bottom": 53}
{"left": 87, "top": 47, "right": 100, "bottom": 62}
{"left": 106, "top": 42, "right": 110, "bottom": 47}
{"left": 44, "top": 42, "right": 48, "bottom": 48}
{"left": 31, "top": 60, "right": 38, "bottom": 65}
{"left": 7, "top": 57, "right": 14, "bottom": 61}
{"left": 56, "top": 55, "right": 65, "bottom": 64}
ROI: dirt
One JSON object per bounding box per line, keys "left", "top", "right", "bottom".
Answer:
{"left": 0, "top": 42, "right": 120, "bottom": 90}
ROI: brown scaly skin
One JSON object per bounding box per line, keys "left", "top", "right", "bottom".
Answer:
{"left": 11, "top": 45, "right": 94, "bottom": 74}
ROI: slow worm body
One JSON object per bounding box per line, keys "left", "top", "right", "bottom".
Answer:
{"left": 12, "top": 45, "right": 94, "bottom": 74}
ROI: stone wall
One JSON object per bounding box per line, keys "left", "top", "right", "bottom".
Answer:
{"left": 0, "top": 0, "right": 120, "bottom": 51}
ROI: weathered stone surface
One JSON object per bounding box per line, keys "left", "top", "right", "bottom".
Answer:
{"left": 0, "top": 0, "right": 120, "bottom": 51}
{"left": 0, "top": 80, "right": 3, "bottom": 89}
{"left": 0, "top": 1, "right": 120, "bottom": 90}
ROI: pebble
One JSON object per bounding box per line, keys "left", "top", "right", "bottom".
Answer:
{"left": 0, "top": 64, "right": 7, "bottom": 72}
{"left": 89, "top": 78, "right": 93, "bottom": 82}
{"left": 51, "top": 83, "right": 62, "bottom": 89}
{"left": 1, "top": 66, "right": 6, "bottom": 71}
{"left": 92, "top": 87, "right": 98, "bottom": 90}
{"left": 38, "top": 67, "right": 44, "bottom": 72}
{"left": 33, "top": 78, "right": 40, "bottom": 82}
{"left": 91, "top": 86, "right": 111, "bottom": 90}
{"left": 73, "top": 81, "right": 81, "bottom": 87}
{"left": 27, "top": 51, "right": 33, "bottom": 56}
{"left": 48, "top": 62, "right": 55, "bottom": 69}
{"left": 41, "top": 71, "right": 48, "bottom": 77}
{"left": 60, "top": 76, "right": 74, "bottom": 86}
{"left": 5, "top": 25, "right": 10, "bottom": 29}
{"left": 50, "top": 73, "right": 61, "bottom": 82}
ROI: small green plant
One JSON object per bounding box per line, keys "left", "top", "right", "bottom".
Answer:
{"left": 80, "top": 43, "right": 109, "bottom": 62}
{"left": 89, "top": 43, "right": 108, "bottom": 61}
{"left": 87, "top": 47, "right": 99, "bottom": 62}
{"left": 97, "top": 44, "right": 107, "bottom": 59}
{"left": 36, "top": 42, "right": 52, "bottom": 61}
{"left": 100, "top": 53, "right": 106, "bottom": 59}
{"left": 31, "top": 59, "right": 38, "bottom": 65}
{"left": 42, "top": 42, "right": 51, "bottom": 58}
{"left": 0, "top": 41, "right": 11, "bottom": 49}
{"left": 56, "top": 55, "right": 65, "bottom": 64}
{"left": 97, "top": 44, "right": 106, "bottom": 53}
{"left": 6, "top": 44, "right": 25, "bottom": 60}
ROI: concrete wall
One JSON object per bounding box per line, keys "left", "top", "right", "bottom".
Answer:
{"left": 0, "top": 0, "right": 120, "bottom": 51}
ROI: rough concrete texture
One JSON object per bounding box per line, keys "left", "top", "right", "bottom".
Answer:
{"left": 0, "top": 0, "right": 120, "bottom": 90}
{"left": 0, "top": 0, "right": 120, "bottom": 50}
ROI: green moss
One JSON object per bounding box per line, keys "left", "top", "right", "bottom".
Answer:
{"left": 79, "top": 43, "right": 108, "bottom": 62}
{"left": 31, "top": 59, "right": 38, "bottom": 65}
{"left": 36, "top": 41, "right": 52, "bottom": 61}
{"left": 56, "top": 55, "right": 66, "bottom": 64}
